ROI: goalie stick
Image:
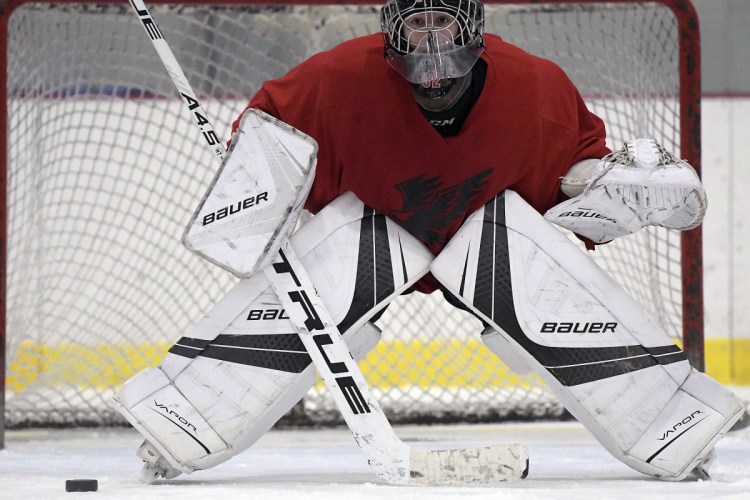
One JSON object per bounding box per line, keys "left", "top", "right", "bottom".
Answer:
{"left": 127, "top": 0, "right": 528, "bottom": 485}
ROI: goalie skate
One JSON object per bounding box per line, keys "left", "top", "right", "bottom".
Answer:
{"left": 684, "top": 449, "right": 715, "bottom": 481}
{"left": 137, "top": 441, "right": 182, "bottom": 483}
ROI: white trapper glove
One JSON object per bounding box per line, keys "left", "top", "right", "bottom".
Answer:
{"left": 544, "top": 138, "right": 707, "bottom": 243}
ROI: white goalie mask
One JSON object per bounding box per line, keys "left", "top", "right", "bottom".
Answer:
{"left": 380, "top": 0, "right": 485, "bottom": 84}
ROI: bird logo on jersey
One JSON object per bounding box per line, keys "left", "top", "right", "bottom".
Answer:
{"left": 389, "top": 168, "right": 492, "bottom": 249}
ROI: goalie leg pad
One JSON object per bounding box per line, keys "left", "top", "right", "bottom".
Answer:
{"left": 113, "top": 322, "right": 381, "bottom": 474}
{"left": 431, "top": 190, "right": 743, "bottom": 480}
{"left": 113, "top": 192, "right": 433, "bottom": 473}
{"left": 114, "top": 367, "right": 229, "bottom": 473}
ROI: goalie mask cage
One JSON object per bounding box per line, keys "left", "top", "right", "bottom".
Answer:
{"left": 0, "top": 0, "right": 701, "bottom": 436}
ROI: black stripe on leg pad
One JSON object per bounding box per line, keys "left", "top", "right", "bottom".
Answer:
{"left": 471, "top": 193, "right": 685, "bottom": 386}
{"left": 168, "top": 333, "right": 312, "bottom": 373}
{"left": 337, "top": 207, "right": 396, "bottom": 334}
{"left": 173, "top": 336, "right": 211, "bottom": 349}
{"left": 200, "top": 345, "right": 311, "bottom": 373}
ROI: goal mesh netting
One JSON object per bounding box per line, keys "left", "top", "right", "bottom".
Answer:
{"left": 2, "top": 0, "right": 701, "bottom": 427}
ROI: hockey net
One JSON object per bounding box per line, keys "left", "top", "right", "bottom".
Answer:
{"left": 1, "top": 0, "right": 701, "bottom": 428}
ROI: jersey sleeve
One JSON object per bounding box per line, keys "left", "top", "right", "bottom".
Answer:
{"left": 558, "top": 78, "right": 610, "bottom": 250}
{"left": 229, "top": 88, "right": 279, "bottom": 135}
{"left": 230, "top": 66, "right": 309, "bottom": 140}
{"left": 569, "top": 86, "right": 610, "bottom": 166}
{"left": 547, "top": 67, "right": 610, "bottom": 204}
{"left": 229, "top": 58, "right": 344, "bottom": 215}
{"left": 561, "top": 81, "right": 610, "bottom": 250}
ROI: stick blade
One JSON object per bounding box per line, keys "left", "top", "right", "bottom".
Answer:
{"left": 408, "top": 444, "right": 529, "bottom": 485}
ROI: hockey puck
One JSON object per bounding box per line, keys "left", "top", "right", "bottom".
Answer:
{"left": 65, "top": 479, "right": 98, "bottom": 492}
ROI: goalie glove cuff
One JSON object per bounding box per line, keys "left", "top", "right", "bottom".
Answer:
{"left": 560, "top": 158, "right": 599, "bottom": 198}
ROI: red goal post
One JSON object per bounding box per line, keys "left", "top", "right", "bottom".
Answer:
{"left": 1, "top": 0, "right": 702, "bottom": 443}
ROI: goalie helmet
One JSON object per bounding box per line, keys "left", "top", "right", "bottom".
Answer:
{"left": 380, "top": 0, "right": 485, "bottom": 89}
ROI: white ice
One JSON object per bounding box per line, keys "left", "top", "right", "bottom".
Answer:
{"left": 1, "top": 420, "right": 749, "bottom": 500}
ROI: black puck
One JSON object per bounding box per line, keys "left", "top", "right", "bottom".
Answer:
{"left": 65, "top": 479, "right": 98, "bottom": 492}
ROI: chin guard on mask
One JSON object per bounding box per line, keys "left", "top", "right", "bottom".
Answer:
{"left": 414, "top": 78, "right": 456, "bottom": 99}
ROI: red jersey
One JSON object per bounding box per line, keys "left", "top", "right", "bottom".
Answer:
{"left": 238, "top": 33, "right": 609, "bottom": 292}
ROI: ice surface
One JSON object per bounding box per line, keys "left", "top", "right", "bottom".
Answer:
{"left": 1, "top": 420, "right": 749, "bottom": 500}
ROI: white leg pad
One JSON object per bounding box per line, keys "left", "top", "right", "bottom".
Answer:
{"left": 113, "top": 367, "right": 228, "bottom": 473}
{"left": 431, "top": 190, "right": 743, "bottom": 480}
{"left": 627, "top": 370, "right": 742, "bottom": 479}
{"left": 113, "top": 191, "right": 433, "bottom": 474}
{"left": 113, "top": 322, "right": 381, "bottom": 473}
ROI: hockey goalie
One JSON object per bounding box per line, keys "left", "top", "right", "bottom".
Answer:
{"left": 115, "top": 0, "right": 744, "bottom": 486}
